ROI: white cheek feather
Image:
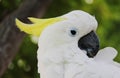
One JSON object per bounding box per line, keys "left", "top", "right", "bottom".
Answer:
{"left": 37, "top": 42, "right": 89, "bottom": 78}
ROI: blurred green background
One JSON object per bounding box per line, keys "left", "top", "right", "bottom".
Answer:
{"left": 1, "top": 0, "right": 120, "bottom": 78}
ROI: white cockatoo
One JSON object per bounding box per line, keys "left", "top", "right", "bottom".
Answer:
{"left": 16, "top": 10, "right": 120, "bottom": 78}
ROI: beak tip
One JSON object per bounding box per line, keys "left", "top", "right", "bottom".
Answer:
{"left": 87, "top": 46, "right": 99, "bottom": 58}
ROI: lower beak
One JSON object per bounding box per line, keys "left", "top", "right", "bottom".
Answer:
{"left": 78, "top": 31, "right": 99, "bottom": 58}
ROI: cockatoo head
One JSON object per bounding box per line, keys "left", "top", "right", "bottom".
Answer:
{"left": 16, "top": 10, "right": 99, "bottom": 57}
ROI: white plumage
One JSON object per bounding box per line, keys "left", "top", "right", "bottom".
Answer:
{"left": 37, "top": 10, "right": 120, "bottom": 78}
{"left": 15, "top": 10, "right": 120, "bottom": 78}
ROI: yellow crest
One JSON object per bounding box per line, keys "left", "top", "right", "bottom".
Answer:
{"left": 16, "top": 17, "right": 66, "bottom": 36}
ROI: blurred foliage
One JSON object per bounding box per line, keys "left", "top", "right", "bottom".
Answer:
{"left": 1, "top": 0, "right": 120, "bottom": 78}
{"left": 2, "top": 36, "right": 39, "bottom": 78}
{"left": 0, "top": 0, "right": 23, "bottom": 21}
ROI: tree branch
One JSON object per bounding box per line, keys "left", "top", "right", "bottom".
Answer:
{"left": 0, "top": 0, "right": 52, "bottom": 77}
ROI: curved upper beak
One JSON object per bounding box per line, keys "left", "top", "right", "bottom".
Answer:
{"left": 78, "top": 31, "right": 99, "bottom": 58}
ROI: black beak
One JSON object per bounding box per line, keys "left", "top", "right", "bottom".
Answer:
{"left": 78, "top": 31, "right": 99, "bottom": 58}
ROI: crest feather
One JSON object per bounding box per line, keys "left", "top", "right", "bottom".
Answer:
{"left": 16, "top": 17, "right": 66, "bottom": 36}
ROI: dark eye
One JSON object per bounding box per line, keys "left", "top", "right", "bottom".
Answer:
{"left": 68, "top": 27, "right": 78, "bottom": 37}
{"left": 70, "top": 30, "right": 77, "bottom": 35}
